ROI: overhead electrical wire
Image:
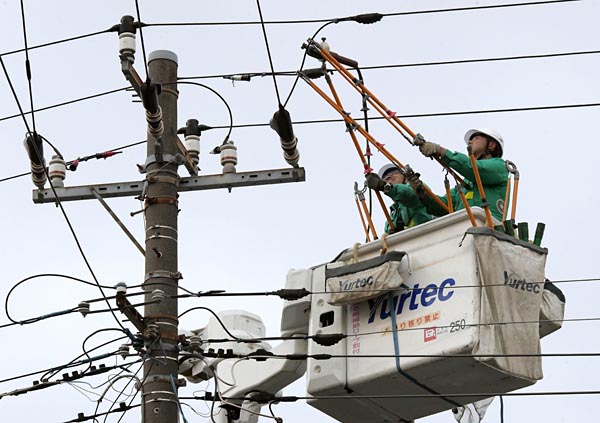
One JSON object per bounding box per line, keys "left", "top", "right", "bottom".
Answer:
{"left": 0, "top": 99, "right": 598, "bottom": 185}
{"left": 192, "top": 315, "right": 600, "bottom": 347}
{"left": 1, "top": 49, "right": 597, "bottom": 126}
{"left": 198, "top": 389, "right": 600, "bottom": 403}
{"left": 0, "top": 336, "right": 128, "bottom": 385}
{"left": 0, "top": 57, "right": 132, "bottom": 333}
{"left": 0, "top": 86, "right": 129, "bottom": 124}
{"left": 133, "top": 0, "right": 149, "bottom": 77}
{"left": 19, "top": 0, "right": 37, "bottom": 134}
{"left": 144, "top": 0, "right": 581, "bottom": 28}
{"left": 255, "top": 0, "right": 282, "bottom": 105}
{"left": 0, "top": 1, "right": 581, "bottom": 62}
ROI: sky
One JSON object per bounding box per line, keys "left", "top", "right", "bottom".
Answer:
{"left": 0, "top": 0, "right": 599, "bottom": 422}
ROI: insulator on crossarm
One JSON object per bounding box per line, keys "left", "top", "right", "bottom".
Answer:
{"left": 178, "top": 119, "right": 209, "bottom": 167}
{"left": 48, "top": 155, "right": 66, "bottom": 188}
{"left": 114, "top": 282, "right": 127, "bottom": 294}
{"left": 184, "top": 133, "right": 200, "bottom": 166}
{"left": 281, "top": 136, "right": 300, "bottom": 167}
{"left": 118, "top": 15, "right": 137, "bottom": 60}
{"left": 23, "top": 132, "right": 46, "bottom": 189}
{"left": 220, "top": 140, "right": 238, "bottom": 174}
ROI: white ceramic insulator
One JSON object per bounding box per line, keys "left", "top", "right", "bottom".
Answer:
{"left": 220, "top": 141, "right": 237, "bottom": 174}
{"left": 184, "top": 134, "right": 200, "bottom": 165}
{"left": 48, "top": 155, "right": 66, "bottom": 188}
{"left": 320, "top": 40, "right": 330, "bottom": 53}
{"left": 119, "top": 32, "right": 136, "bottom": 57}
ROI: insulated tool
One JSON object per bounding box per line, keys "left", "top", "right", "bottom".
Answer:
{"left": 505, "top": 160, "right": 520, "bottom": 221}
{"left": 354, "top": 182, "right": 372, "bottom": 242}
{"left": 467, "top": 146, "right": 494, "bottom": 228}
{"left": 298, "top": 72, "right": 449, "bottom": 213}
{"left": 444, "top": 174, "right": 454, "bottom": 213}
{"left": 305, "top": 39, "right": 466, "bottom": 187}
{"left": 354, "top": 181, "right": 378, "bottom": 240}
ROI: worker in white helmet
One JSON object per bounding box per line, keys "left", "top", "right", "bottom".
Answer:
{"left": 411, "top": 128, "right": 508, "bottom": 220}
{"left": 366, "top": 164, "right": 432, "bottom": 233}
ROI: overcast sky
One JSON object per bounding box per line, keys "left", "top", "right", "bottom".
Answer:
{"left": 1, "top": 1, "right": 599, "bottom": 422}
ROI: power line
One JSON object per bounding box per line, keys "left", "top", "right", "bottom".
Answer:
{"left": 255, "top": 0, "right": 282, "bottom": 105}
{"left": 212, "top": 389, "right": 600, "bottom": 403}
{"left": 19, "top": 0, "right": 36, "bottom": 134}
{"left": 133, "top": 0, "right": 149, "bottom": 78}
{"left": 1, "top": 49, "right": 597, "bottom": 126}
{"left": 204, "top": 102, "right": 600, "bottom": 130}
{"left": 144, "top": 1, "right": 581, "bottom": 28}
{"left": 0, "top": 86, "right": 128, "bottom": 124}
{"left": 0, "top": 336, "right": 127, "bottom": 385}
{"left": 0, "top": 29, "right": 113, "bottom": 59}
{"left": 0, "top": 1, "right": 581, "bottom": 63}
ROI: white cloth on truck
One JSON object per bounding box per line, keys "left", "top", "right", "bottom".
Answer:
{"left": 326, "top": 251, "right": 406, "bottom": 305}
{"left": 469, "top": 228, "right": 547, "bottom": 381}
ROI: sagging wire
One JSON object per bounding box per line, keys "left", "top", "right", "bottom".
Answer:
{"left": 66, "top": 360, "right": 141, "bottom": 403}
{"left": 94, "top": 369, "right": 143, "bottom": 423}
{"left": 179, "top": 307, "right": 241, "bottom": 340}
{"left": 208, "top": 358, "right": 282, "bottom": 423}
{"left": 0, "top": 76, "right": 127, "bottom": 331}
{"left": 33, "top": 336, "right": 129, "bottom": 384}
{"left": 176, "top": 81, "right": 233, "bottom": 143}
{"left": 4, "top": 273, "right": 115, "bottom": 326}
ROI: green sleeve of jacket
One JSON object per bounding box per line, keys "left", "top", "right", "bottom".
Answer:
{"left": 384, "top": 183, "right": 422, "bottom": 208}
{"left": 441, "top": 150, "right": 507, "bottom": 184}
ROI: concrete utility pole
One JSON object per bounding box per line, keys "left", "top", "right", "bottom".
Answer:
{"left": 141, "top": 50, "right": 180, "bottom": 423}
{"left": 32, "top": 39, "right": 305, "bottom": 422}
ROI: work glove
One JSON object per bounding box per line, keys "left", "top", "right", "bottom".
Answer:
{"left": 419, "top": 141, "right": 442, "bottom": 158}
{"left": 365, "top": 173, "right": 388, "bottom": 192}
{"left": 269, "top": 106, "right": 295, "bottom": 142}
{"left": 412, "top": 133, "right": 426, "bottom": 146}
{"left": 407, "top": 172, "right": 426, "bottom": 199}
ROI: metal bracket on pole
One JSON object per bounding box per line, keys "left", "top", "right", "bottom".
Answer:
{"left": 116, "top": 292, "right": 145, "bottom": 333}
{"left": 32, "top": 167, "right": 306, "bottom": 203}
{"left": 90, "top": 188, "right": 146, "bottom": 256}
{"left": 121, "top": 57, "right": 143, "bottom": 97}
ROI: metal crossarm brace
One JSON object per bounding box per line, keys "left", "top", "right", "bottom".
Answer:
{"left": 32, "top": 167, "right": 306, "bottom": 203}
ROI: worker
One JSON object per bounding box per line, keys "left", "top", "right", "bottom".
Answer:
{"left": 366, "top": 164, "right": 433, "bottom": 233}
{"left": 410, "top": 128, "right": 508, "bottom": 220}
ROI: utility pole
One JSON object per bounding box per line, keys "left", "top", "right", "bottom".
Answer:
{"left": 141, "top": 50, "right": 180, "bottom": 423}
{"left": 31, "top": 33, "right": 305, "bottom": 422}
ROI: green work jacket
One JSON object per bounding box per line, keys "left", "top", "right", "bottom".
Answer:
{"left": 422, "top": 150, "right": 508, "bottom": 221}
{"left": 384, "top": 183, "right": 433, "bottom": 233}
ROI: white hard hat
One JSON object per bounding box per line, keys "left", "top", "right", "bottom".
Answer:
{"left": 378, "top": 164, "right": 400, "bottom": 179}
{"left": 464, "top": 128, "right": 504, "bottom": 157}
